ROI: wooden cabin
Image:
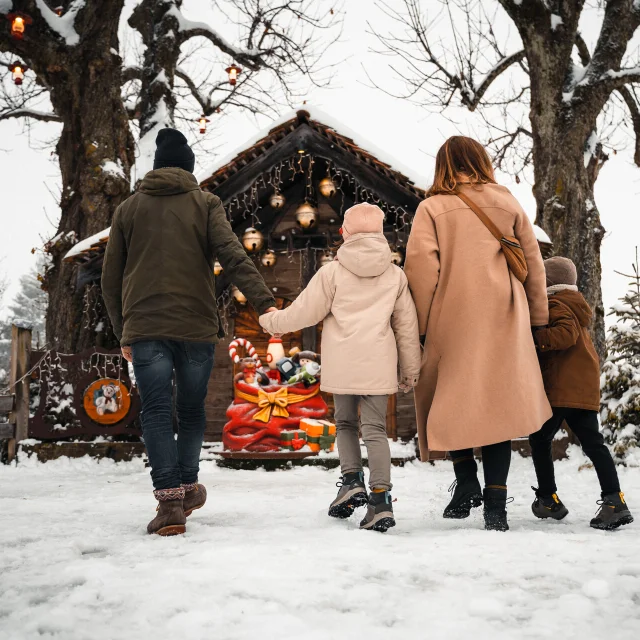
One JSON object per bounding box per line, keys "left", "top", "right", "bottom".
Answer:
{"left": 197, "top": 108, "right": 426, "bottom": 441}
{"left": 63, "top": 108, "right": 554, "bottom": 445}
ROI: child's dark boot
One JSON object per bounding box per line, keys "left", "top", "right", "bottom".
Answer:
{"left": 328, "top": 471, "right": 368, "bottom": 519}
{"left": 443, "top": 456, "right": 482, "bottom": 519}
{"left": 531, "top": 486, "right": 569, "bottom": 521}
{"left": 483, "top": 487, "right": 509, "bottom": 532}
{"left": 590, "top": 492, "right": 634, "bottom": 530}
{"left": 360, "top": 490, "right": 395, "bottom": 532}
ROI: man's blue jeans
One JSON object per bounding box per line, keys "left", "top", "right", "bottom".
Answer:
{"left": 132, "top": 340, "right": 215, "bottom": 490}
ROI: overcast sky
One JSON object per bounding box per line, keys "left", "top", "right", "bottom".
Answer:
{"left": 1, "top": 0, "right": 639, "bottom": 319}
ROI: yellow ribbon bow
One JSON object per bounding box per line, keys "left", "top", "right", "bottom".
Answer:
{"left": 254, "top": 387, "right": 290, "bottom": 423}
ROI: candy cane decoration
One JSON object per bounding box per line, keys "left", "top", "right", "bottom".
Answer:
{"left": 229, "top": 338, "right": 262, "bottom": 368}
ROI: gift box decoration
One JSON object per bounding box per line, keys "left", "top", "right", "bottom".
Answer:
{"left": 300, "top": 418, "right": 336, "bottom": 453}
{"left": 279, "top": 429, "right": 307, "bottom": 451}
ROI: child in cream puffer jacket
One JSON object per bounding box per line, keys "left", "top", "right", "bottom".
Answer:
{"left": 259, "top": 203, "right": 421, "bottom": 532}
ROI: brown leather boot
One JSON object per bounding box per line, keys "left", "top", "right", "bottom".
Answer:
{"left": 148, "top": 488, "right": 187, "bottom": 536}
{"left": 182, "top": 483, "right": 207, "bottom": 517}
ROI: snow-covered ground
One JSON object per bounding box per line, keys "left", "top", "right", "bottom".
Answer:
{"left": 1, "top": 449, "right": 639, "bottom": 640}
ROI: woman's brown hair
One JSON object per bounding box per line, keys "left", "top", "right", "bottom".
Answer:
{"left": 427, "top": 136, "right": 496, "bottom": 197}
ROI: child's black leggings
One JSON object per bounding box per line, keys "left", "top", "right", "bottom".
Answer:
{"left": 529, "top": 407, "right": 620, "bottom": 496}
{"left": 449, "top": 440, "right": 512, "bottom": 487}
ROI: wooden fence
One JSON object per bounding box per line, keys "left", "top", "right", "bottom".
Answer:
{"left": 0, "top": 323, "right": 141, "bottom": 462}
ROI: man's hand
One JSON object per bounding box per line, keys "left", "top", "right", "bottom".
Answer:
{"left": 265, "top": 307, "right": 278, "bottom": 314}
{"left": 121, "top": 346, "right": 132, "bottom": 363}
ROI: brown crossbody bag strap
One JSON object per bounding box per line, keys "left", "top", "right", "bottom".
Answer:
{"left": 456, "top": 190, "right": 529, "bottom": 284}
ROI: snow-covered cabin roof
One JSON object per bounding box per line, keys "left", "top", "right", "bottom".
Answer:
{"left": 198, "top": 108, "right": 426, "bottom": 201}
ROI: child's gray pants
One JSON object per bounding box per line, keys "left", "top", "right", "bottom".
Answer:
{"left": 333, "top": 394, "right": 391, "bottom": 491}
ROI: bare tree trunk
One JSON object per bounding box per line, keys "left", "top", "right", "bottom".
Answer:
{"left": 129, "top": 0, "right": 179, "bottom": 144}
{"left": 522, "top": 16, "right": 608, "bottom": 358}
{"left": 42, "top": 1, "right": 135, "bottom": 352}
{"left": 535, "top": 150, "right": 606, "bottom": 357}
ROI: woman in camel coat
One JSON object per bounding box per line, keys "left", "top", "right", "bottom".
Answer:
{"left": 404, "top": 136, "right": 552, "bottom": 531}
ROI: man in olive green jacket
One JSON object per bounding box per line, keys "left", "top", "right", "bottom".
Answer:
{"left": 102, "top": 128, "right": 276, "bottom": 535}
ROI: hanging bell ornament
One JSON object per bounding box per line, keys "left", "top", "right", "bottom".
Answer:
{"left": 242, "top": 227, "right": 265, "bottom": 253}
{"left": 261, "top": 250, "right": 278, "bottom": 268}
{"left": 318, "top": 176, "right": 337, "bottom": 198}
{"left": 214, "top": 260, "right": 223, "bottom": 276}
{"left": 270, "top": 191, "right": 286, "bottom": 210}
{"left": 318, "top": 252, "right": 335, "bottom": 268}
{"left": 231, "top": 286, "right": 247, "bottom": 305}
{"left": 295, "top": 202, "right": 318, "bottom": 231}
{"left": 390, "top": 249, "right": 404, "bottom": 266}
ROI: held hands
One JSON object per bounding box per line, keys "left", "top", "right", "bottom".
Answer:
{"left": 121, "top": 346, "right": 132, "bottom": 363}
{"left": 398, "top": 376, "right": 419, "bottom": 394}
{"left": 261, "top": 307, "right": 282, "bottom": 338}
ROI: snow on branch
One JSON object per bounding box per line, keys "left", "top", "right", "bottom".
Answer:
{"left": 167, "top": 4, "right": 263, "bottom": 69}
{"left": 122, "top": 66, "right": 142, "bottom": 84}
{"left": 579, "top": 0, "right": 640, "bottom": 96}
{"left": 602, "top": 67, "right": 640, "bottom": 88}
{"left": 0, "top": 107, "right": 60, "bottom": 122}
{"left": 34, "top": 0, "right": 84, "bottom": 47}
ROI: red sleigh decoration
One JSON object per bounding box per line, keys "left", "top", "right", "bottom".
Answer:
{"left": 222, "top": 339, "right": 329, "bottom": 452}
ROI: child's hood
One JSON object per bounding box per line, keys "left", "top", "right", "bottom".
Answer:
{"left": 552, "top": 289, "right": 592, "bottom": 327}
{"left": 336, "top": 233, "right": 392, "bottom": 278}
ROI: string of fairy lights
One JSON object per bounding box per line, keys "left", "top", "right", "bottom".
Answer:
{"left": 215, "top": 152, "right": 410, "bottom": 311}
{"left": 224, "top": 154, "right": 413, "bottom": 234}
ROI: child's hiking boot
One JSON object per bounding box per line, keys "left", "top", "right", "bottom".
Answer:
{"left": 182, "top": 483, "right": 207, "bottom": 518}
{"left": 328, "top": 472, "right": 368, "bottom": 519}
{"left": 590, "top": 492, "right": 634, "bottom": 531}
{"left": 360, "top": 490, "right": 395, "bottom": 532}
{"left": 531, "top": 487, "right": 569, "bottom": 521}
{"left": 443, "top": 477, "right": 483, "bottom": 519}
{"left": 148, "top": 488, "right": 186, "bottom": 536}
{"left": 483, "top": 487, "right": 509, "bottom": 532}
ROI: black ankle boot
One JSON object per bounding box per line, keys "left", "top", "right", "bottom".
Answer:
{"left": 531, "top": 486, "right": 569, "bottom": 521}
{"left": 443, "top": 457, "right": 482, "bottom": 519}
{"left": 328, "top": 471, "right": 368, "bottom": 519}
{"left": 483, "top": 487, "right": 509, "bottom": 532}
{"left": 590, "top": 492, "right": 634, "bottom": 530}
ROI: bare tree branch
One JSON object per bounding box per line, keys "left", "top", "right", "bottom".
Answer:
{"left": 0, "top": 107, "right": 60, "bottom": 122}
{"left": 617, "top": 85, "right": 640, "bottom": 166}
{"left": 575, "top": 32, "right": 591, "bottom": 67}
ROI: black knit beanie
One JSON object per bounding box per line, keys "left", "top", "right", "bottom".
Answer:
{"left": 153, "top": 128, "right": 195, "bottom": 173}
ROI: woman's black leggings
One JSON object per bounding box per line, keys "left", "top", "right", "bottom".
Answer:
{"left": 449, "top": 440, "right": 512, "bottom": 487}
